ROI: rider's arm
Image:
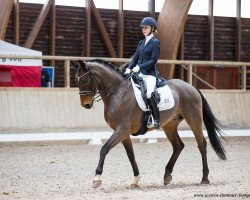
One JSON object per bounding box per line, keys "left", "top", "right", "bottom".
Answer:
{"left": 128, "top": 40, "right": 143, "bottom": 69}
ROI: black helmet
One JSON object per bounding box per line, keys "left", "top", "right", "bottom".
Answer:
{"left": 140, "top": 17, "right": 157, "bottom": 28}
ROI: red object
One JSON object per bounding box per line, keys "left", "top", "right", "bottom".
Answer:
{"left": 0, "top": 40, "right": 42, "bottom": 87}
{"left": 0, "top": 65, "right": 41, "bottom": 87}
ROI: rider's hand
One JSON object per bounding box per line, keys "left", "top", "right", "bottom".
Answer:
{"left": 125, "top": 68, "right": 131, "bottom": 75}
{"left": 132, "top": 65, "right": 140, "bottom": 73}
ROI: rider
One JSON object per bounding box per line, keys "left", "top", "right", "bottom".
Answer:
{"left": 125, "top": 17, "right": 160, "bottom": 128}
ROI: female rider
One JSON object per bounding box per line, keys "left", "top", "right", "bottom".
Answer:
{"left": 125, "top": 17, "right": 160, "bottom": 128}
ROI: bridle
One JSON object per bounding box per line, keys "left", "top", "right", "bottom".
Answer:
{"left": 75, "top": 62, "right": 130, "bottom": 102}
{"left": 75, "top": 68, "right": 97, "bottom": 97}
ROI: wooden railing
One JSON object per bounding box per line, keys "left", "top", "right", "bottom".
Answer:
{"left": 1, "top": 55, "right": 250, "bottom": 90}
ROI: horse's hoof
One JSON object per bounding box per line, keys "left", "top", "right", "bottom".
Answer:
{"left": 164, "top": 175, "right": 172, "bottom": 185}
{"left": 130, "top": 183, "right": 140, "bottom": 188}
{"left": 92, "top": 180, "right": 102, "bottom": 188}
{"left": 201, "top": 179, "right": 210, "bottom": 184}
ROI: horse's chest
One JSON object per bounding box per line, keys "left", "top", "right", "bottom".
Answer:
{"left": 104, "top": 107, "right": 121, "bottom": 128}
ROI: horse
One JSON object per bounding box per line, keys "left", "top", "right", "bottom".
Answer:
{"left": 73, "top": 59, "right": 226, "bottom": 188}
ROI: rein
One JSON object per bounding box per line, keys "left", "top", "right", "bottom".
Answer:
{"left": 95, "top": 75, "right": 131, "bottom": 102}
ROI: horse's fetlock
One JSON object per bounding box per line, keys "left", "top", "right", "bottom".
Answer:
{"left": 164, "top": 167, "right": 172, "bottom": 175}
{"left": 95, "top": 168, "right": 103, "bottom": 175}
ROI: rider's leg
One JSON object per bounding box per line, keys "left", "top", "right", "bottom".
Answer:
{"left": 148, "top": 95, "right": 160, "bottom": 128}
{"left": 139, "top": 74, "right": 160, "bottom": 128}
{"left": 144, "top": 75, "right": 156, "bottom": 99}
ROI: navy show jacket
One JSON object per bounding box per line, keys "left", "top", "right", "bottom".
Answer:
{"left": 128, "top": 37, "right": 160, "bottom": 76}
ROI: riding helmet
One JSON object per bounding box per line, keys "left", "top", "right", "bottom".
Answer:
{"left": 140, "top": 17, "right": 157, "bottom": 28}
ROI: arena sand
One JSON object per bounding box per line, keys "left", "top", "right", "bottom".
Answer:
{"left": 0, "top": 136, "right": 249, "bottom": 200}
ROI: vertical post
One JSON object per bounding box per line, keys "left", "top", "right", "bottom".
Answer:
{"left": 178, "top": 32, "right": 185, "bottom": 80}
{"left": 187, "top": 64, "right": 193, "bottom": 85}
{"left": 84, "top": 0, "right": 91, "bottom": 56}
{"left": 14, "top": 0, "right": 19, "bottom": 45}
{"left": 241, "top": 66, "right": 246, "bottom": 91}
{"left": 50, "top": 0, "right": 56, "bottom": 67}
{"left": 148, "top": 0, "right": 155, "bottom": 18}
{"left": 64, "top": 60, "right": 70, "bottom": 88}
{"left": 208, "top": 0, "right": 214, "bottom": 61}
{"left": 118, "top": 0, "right": 124, "bottom": 58}
{"left": 235, "top": 0, "right": 241, "bottom": 61}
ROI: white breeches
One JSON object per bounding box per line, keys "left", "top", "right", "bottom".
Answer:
{"left": 138, "top": 73, "right": 156, "bottom": 98}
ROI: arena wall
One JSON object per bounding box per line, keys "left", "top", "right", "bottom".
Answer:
{"left": 0, "top": 88, "right": 249, "bottom": 132}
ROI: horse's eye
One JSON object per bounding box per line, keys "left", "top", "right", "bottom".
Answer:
{"left": 81, "top": 79, "right": 89, "bottom": 84}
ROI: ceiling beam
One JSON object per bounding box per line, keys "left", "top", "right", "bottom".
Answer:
{"left": 0, "top": 0, "right": 14, "bottom": 40}
{"left": 24, "top": 0, "right": 53, "bottom": 48}
{"left": 91, "top": 1, "right": 117, "bottom": 57}
{"left": 157, "top": 0, "right": 193, "bottom": 79}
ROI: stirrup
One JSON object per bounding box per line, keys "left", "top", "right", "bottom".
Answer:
{"left": 147, "top": 115, "right": 155, "bottom": 128}
{"left": 147, "top": 115, "right": 160, "bottom": 128}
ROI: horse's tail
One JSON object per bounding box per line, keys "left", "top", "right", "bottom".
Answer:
{"left": 196, "top": 89, "right": 227, "bottom": 160}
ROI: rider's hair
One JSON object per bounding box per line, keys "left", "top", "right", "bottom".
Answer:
{"left": 149, "top": 27, "right": 158, "bottom": 36}
{"left": 152, "top": 27, "right": 158, "bottom": 35}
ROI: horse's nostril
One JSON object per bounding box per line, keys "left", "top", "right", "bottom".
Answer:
{"left": 84, "top": 104, "right": 92, "bottom": 109}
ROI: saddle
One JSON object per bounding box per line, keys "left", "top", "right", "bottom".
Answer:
{"left": 131, "top": 74, "right": 167, "bottom": 106}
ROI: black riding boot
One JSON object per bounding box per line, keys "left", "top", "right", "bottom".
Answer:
{"left": 148, "top": 96, "right": 160, "bottom": 128}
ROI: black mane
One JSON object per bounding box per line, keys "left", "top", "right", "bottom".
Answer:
{"left": 88, "top": 59, "right": 123, "bottom": 75}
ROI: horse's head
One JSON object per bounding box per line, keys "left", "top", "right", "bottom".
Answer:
{"left": 73, "top": 60, "right": 96, "bottom": 109}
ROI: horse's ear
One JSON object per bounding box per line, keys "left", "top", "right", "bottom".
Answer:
{"left": 78, "top": 60, "right": 87, "bottom": 69}
{"left": 71, "top": 61, "right": 79, "bottom": 69}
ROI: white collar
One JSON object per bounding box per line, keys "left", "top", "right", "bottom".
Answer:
{"left": 145, "top": 34, "right": 153, "bottom": 45}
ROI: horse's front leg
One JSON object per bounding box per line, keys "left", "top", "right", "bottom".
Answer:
{"left": 122, "top": 137, "right": 140, "bottom": 188}
{"left": 92, "top": 128, "right": 128, "bottom": 188}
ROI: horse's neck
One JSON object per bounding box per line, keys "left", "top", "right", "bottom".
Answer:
{"left": 93, "top": 65, "right": 123, "bottom": 92}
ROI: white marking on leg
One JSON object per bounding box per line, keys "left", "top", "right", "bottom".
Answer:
{"left": 93, "top": 174, "right": 101, "bottom": 181}
{"left": 131, "top": 175, "right": 140, "bottom": 186}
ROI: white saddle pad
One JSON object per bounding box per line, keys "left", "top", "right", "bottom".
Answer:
{"left": 131, "top": 77, "right": 175, "bottom": 112}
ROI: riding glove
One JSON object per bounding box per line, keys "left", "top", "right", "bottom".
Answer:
{"left": 125, "top": 68, "right": 131, "bottom": 74}
{"left": 132, "top": 65, "right": 140, "bottom": 73}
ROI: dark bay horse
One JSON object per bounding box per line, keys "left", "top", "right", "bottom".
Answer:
{"left": 73, "top": 59, "right": 226, "bottom": 188}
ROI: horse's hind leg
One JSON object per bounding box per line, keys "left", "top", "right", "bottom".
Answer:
{"left": 182, "top": 105, "right": 210, "bottom": 184}
{"left": 192, "top": 128, "right": 209, "bottom": 184}
{"left": 122, "top": 137, "right": 140, "bottom": 187}
{"left": 162, "top": 119, "right": 184, "bottom": 185}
